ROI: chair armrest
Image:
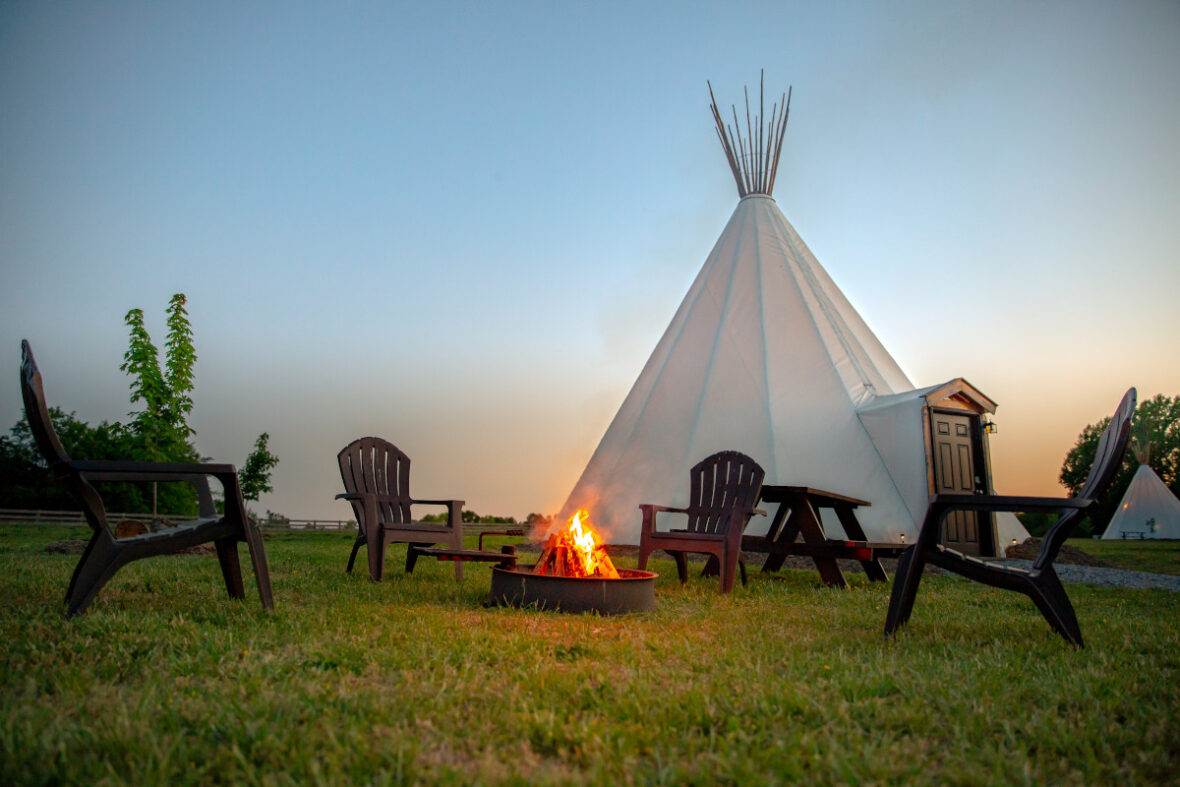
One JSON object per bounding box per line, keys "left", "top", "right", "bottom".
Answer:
{"left": 639, "top": 504, "right": 690, "bottom": 537}
{"left": 409, "top": 499, "right": 464, "bottom": 530}
{"left": 929, "top": 494, "right": 1092, "bottom": 515}
{"left": 69, "top": 460, "right": 237, "bottom": 520}
{"left": 335, "top": 492, "right": 361, "bottom": 501}
{"left": 639, "top": 504, "right": 689, "bottom": 515}
{"left": 69, "top": 459, "right": 237, "bottom": 482}
{"left": 649, "top": 530, "right": 727, "bottom": 543}
{"left": 917, "top": 494, "right": 1094, "bottom": 557}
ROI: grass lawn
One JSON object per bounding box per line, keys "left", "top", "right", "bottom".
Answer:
{"left": 1068, "top": 538, "right": 1180, "bottom": 576}
{"left": 2, "top": 524, "right": 1178, "bottom": 785}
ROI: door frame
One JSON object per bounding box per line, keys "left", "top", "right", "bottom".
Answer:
{"left": 928, "top": 407, "right": 996, "bottom": 557}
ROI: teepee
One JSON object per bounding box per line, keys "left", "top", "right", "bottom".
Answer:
{"left": 561, "top": 78, "right": 1027, "bottom": 550}
{"left": 1101, "top": 450, "right": 1180, "bottom": 540}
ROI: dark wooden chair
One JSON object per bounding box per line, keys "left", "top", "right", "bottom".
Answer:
{"left": 19, "top": 340, "right": 274, "bottom": 617}
{"left": 336, "top": 437, "right": 465, "bottom": 581}
{"left": 884, "top": 388, "right": 1136, "bottom": 647}
{"left": 636, "top": 451, "right": 765, "bottom": 593}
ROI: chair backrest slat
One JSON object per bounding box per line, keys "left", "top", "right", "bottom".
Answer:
{"left": 337, "top": 437, "right": 414, "bottom": 528}
{"left": 685, "top": 451, "right": 764, "bottom": 535}
{"left": 20, "top": 341, "right": 70, "bottom": 466}
{"left": 19, "top": 341, "right": 111, "bottom": 535}
{"left": 1037, "top": 388, "right": 1136, "bottom": 569}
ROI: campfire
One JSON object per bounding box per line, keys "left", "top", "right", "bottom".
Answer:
{"left": 532, "top": 509, "right": 620, "bottom": 579}
{"left": 490, "top": 507, "right": 655, "bottom": 613}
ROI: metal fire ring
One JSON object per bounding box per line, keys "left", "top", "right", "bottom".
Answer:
{"left": 488, "top": 567, "right": 657, "bottom": 614}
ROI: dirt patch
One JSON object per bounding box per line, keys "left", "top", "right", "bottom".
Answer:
{"left": 44, "top": 539, "right": 216, "bottom": 557}
{"left": 115, "top": 520, "right": 149, "bottom": 538}
{"left": 563, "top": 543, "right": 903, "bottom": 575}
{"left": 1005, "top": 537, "right": 1111, "bottom": 567}
{"left": 523, "top": 537, "right": 1111, "bottom": 574}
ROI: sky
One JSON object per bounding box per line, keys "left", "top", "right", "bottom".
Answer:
{"left": 1, "top": 1, "right": 1178, "bottom": 524}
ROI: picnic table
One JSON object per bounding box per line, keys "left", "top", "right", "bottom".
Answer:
{"left": 740, "top": 485, "right": 907, "bottom": 588}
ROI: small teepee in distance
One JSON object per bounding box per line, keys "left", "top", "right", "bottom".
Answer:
{"left": 560, "top": 76, "right": 938, "bottom": 545}
{"left": 1101, "top": 442, "right": 1180, "bottom": 540}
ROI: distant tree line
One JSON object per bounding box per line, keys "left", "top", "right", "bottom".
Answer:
{"left": 0, "top": 294, "right": 278, "bottom": 518}
{"left": 420, "top": 512, "right": 556, "bottom": 526}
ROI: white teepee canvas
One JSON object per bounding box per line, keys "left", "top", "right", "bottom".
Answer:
{"left": 561, "top": 193, "right": 917, "bottom": 543}
{"left": 1101, "top": 464, "right": 1180, "bottom": 540}
{"left": 560, "top": 80, "right": 1029, "bottom": 548}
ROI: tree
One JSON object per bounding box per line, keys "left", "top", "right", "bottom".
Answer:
{"left": 118, "top": 293, "right": 278, "bottom": 514}
{"left": 239, "top": 433, "right": 279, "bottom": 502}
{"left": 120, "top": 293, "right": 197, "bottom": 456}
{"left": 1060, "top": 393, "right": 1180, "bottom": 533}
{"left": 0, "top": 408, "right": 149, "bottom": 513}
{"left": 119, "top": 294, "right": 202, "bottom": 515}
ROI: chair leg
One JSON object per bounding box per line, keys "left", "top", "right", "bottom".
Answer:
{"left": 884, "top": 545, "right": 927, "bottom": 637}
{"left": 720, "top": 549, "right": 741, "bottom": 594}
{"left": 671, "top": 552, "right": 689, "bottom": 584}
{"left": 1028, "top": 567, "right": 1084, "bottom": 647}
{"left": 65, "top": 533, "right": 125, "bottom": 618}
{"left": 346, "top": 531, "right": 365, "bottom": 574}
{"left": 405, "top": 542, "right": 426, "bottom": 574}
{"left": 66, "top": 530, "right": 109, "bottom": 604}
{"left": 637, "top": 542, "right": 652, "bottom": 571}
{"left": 738, "top": 557, "right": 747, "bottom": 587}
{"left": 450, "top": 528, "right": 464, "bottom": 581}
{"left": 367, "top": 528, "right": 385, "bottom": 582}
{"left": 240, "top": 522, "right": 274, "bottom": 610}
{"left": 214, "top": 537, "right": 246, "bottom": 600}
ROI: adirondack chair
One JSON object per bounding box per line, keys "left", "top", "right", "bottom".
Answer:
{"left": 336, "top": 437, "right": 465, "bottom": 581}
{"left": 885, "top": 388, "right": 1136, "bottom": 647}
{"left": 636, "top": 451, "right": 765, "bottom": 593}
{"left": 18, "top": 340, "right": 274, "bottom": 617}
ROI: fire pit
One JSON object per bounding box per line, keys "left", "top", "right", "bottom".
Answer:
{"left": 487, "top": 509, "right": 657, "bottom": 614}
{"left": 489, "top": 566, "right": 656, "bottom": 614}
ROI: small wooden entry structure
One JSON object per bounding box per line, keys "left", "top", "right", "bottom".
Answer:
{"left": 920, "top": 379, "right": 1000, "bottom": 557}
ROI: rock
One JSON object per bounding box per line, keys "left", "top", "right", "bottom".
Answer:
{"left": 115, "top": 520, "right": 149, "bottom": 538}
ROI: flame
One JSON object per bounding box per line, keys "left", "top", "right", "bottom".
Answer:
{"left": 568, "top": 509, "right": 604, "bottom": 575}
{"left": 532, "top": 508, "right": 619, "bottom": 578}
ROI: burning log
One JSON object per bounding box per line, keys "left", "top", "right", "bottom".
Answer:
{"left": 531, "top": 510, "right": 620, "bottom": 579}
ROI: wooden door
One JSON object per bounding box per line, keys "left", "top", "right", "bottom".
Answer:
{"left": 931, "top": 412, "right": 983, "bottom": 555}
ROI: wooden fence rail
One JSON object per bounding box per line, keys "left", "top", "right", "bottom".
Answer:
{"left": 0, "top": 508, "right": 530, "bottom": 535}
{"left": 0, "top": 508, "right": 357, "bottom": 531}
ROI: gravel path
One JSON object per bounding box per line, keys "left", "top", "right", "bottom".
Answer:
{"left": 517, "top": 544, "right": 1180, "bottom": 592}
{"left": 1000, "top": 559, "right": 1180, "bottom": 592}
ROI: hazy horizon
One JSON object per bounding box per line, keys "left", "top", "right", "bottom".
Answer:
{"left": 2, "top": 1, "right": 1178, "bottom": 523}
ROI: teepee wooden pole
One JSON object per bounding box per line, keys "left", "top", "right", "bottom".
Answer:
{"left": 709, "top": 80, "right": 746, "bottom": 197}
{"left": 767, "top": 86, "right": 791, "bottom": 196}
{"left": 730, "top": 107, "right": 750, "bottom": 195}
{"left": 744, "top": 85, "right": 755, "bottom": 191}
{"left": 758, "top": 72, "right": 766, "bottom": 193}
{"left": 709, "top": 76, "right": 792, "bottom": 198}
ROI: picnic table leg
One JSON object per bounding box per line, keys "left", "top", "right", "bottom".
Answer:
{"left": 795, "top": 500, "right": 848, "bottom": 588}
{"left": 834, "top": 505, "right": 888, "bottom": 582}
{"left": 861, "top": 560, "right": 889, "bottom": 583}
{"left": 813, "top": 558, "right": 848, "bottom": 588}
{"left": 760, "top": 503, "right": 793, "bottom": 574}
